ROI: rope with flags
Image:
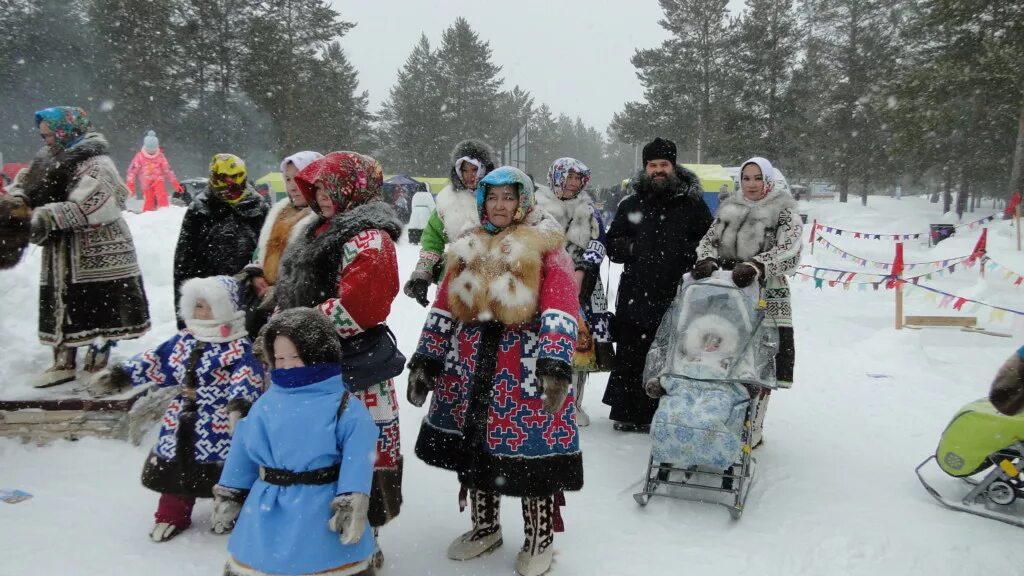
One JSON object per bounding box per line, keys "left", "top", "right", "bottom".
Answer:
{"left": 811, "top": 213, "right": 998, "bottom": 241}
{"left": 811, "top": 234, "right": 971, "bottom": 271}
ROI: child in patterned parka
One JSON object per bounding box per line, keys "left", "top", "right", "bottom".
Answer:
{"left": 88, "top": 275, "right": 264, "bottom": 542}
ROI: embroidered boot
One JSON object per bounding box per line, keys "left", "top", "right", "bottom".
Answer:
{"left": 447, "top": 489, "right": 503, "bottom": 561}
{"left": 573, "top": 372, "right": 589, "bottom": 427}
{"left": 83, "top": 340, "right": 114, "bottom": 373}
{"left": 33, "top": 346, "right": 77, "bottom": 388}
{"left": 516, "top": 496, "right": 554, "bottom": 576}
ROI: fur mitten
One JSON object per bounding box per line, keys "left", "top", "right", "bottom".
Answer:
{"left": 29, "top": 206, "right": 54, "bottom": 245}
{"left": 211, "top": 484, "right": 249, "bottom": 534}
{"left": 989, "top": 348, "right": 1024, "bottom": 415}
{"left": 328, "top": 493, "right": 370, "bottom": 545}
{"left": 732, "top": 261, "right": 762, "bottom": 288}
{"left": 406, "top": 355, "right": 441, "bottom": 407}
{"left": 87, "top": 364, "right": 132, "bottom": 397}
{"left": 0, "top": 195, "right": 32, "bottom": 269}
{"left": 536, "top": 358, "right": 572, "bottom": 414}
{"left": 691, "top": 258, "right": 719, "bottom": 280}
{"left": 404, "top": 277, "right": 431, "bottom": 307}
{"left": 645, "top": 378, "right": 666, "bottom": 399}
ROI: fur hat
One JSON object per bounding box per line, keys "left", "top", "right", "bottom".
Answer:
{"left": 261, "top": 307, "right": 342, "bottom": 366}
{"left": 178, "top": 275, "right": 242, "bottom": 324}
{"left": 449, "top": 139, "right": 495, "bottom": 189}
{"left": 143, "top": 130, "right": 158, "bottom": 153}
{"left": 642, "top": 137, "right": 676, "bottom": 166}
{"left": 990, "top": 346, "right": 1024, "bottom": 415}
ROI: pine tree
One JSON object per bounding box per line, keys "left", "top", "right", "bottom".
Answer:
{"left": 611, "top": 0, "right": 734, "bottom": 163}
{"left": 436, "top": 18, "right": 503, "bottom": 151}
{"left": 378, "top": 34, "right": 447, "bottom": 176}
{"left": 728, "top": 0, "right": 800, "bottom": 165}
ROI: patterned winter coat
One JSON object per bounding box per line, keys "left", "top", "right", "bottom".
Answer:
{"left": 8, "top": 133, "right": 150, "bottom": 346}
{"left": 696, "top": 184, "right": 803, "bottom": 327}
{"left": 274, "top": 200, "right": 404, "bottom": 526}
{"left": 536, "top": 186, "right": 612, "bottom": 353}
{"left": 413, "top": 204, "right": 583, "bottom": 498}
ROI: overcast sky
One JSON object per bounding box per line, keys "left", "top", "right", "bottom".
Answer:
{"left": 334, "top": 0, "right": 744, "bottom": 133}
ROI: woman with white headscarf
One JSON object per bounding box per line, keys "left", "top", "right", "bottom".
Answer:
{"left": 691, "top": 156, "right": 803, "bottom": 447}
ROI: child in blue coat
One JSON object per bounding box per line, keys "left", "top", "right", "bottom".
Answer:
{"left": 212, "top": 307, "right": 379, "bottom": 576}
{"left": 88, "top": 275, "right": 264, "bottom": 542}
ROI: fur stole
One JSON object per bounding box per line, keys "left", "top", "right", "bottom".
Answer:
{"left": 16, "top": 133, "right": 110, "bottom": 208}
{"left": 274, "top": 201, "right": 402, "bottom": 310}
{"left": 434, "top": 183, "right": 479, "bottom": 242}
{"left": 445, "top": 209, "right": 565, "bottom": 325}
{"left": 712, "top": 186, "right": 797, "bottom": 262}
{"left": 534, "top": 185, "right": 598, "bottom": 250}
{"left": 255, "top": 198, "right": 315, "bottom": 284}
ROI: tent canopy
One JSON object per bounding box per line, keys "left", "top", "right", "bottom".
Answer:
{"left": 682, "top": 163, "right": 734, "bottom": 215}
{"left": 255, "top": 172, "right": 286, "bottom": 200}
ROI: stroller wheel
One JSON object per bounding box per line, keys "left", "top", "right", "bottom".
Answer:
{"left": 986, "top": 480, "right": 1017, "bottom": 506}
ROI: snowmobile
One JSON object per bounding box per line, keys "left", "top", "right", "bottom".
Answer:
{"left": 634, "top": 272, "right": 779, "bottom": 519}
{"left": 916, "top": 398, "right": 1024, "bottom": 528}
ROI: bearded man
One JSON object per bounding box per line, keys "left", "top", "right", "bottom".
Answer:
{"left": 601, "top": 137, "right": 713, "bottom": 432}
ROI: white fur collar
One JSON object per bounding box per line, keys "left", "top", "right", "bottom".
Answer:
{"left": 434, "top": 183, "right": 479, "bottom": 242}
{"left": 714, "top": 187, "right": 797, "bottom": 261}
{"left": 534, "top": 185, "right": 597, "bottom": 249}
{"left": 184, "top": 312, "right": 248, "bottom": 343}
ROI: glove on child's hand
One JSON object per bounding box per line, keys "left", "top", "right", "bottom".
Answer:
{"left": 328, "top": 493, "right": 370, "bottom": 545}
{"left": 540, "top": 375, "right": 570, "bottom": 414}
{"left": 211, "top": 484, "right": 248, "bottom": 534}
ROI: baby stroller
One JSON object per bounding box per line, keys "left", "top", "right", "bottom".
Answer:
{"left": 633, "top": 272, "right": 779, "bottom": 519}
{"left": 915, "top": 399, "right": 1024, "bottom": 528}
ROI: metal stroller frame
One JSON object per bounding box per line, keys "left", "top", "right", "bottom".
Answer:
{"left": 633, "top": 279, "right": 778, "bottom": 519}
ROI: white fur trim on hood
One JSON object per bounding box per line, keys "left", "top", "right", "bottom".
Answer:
{"left": 178, "top": 276, "right": 247, "bottom": 342}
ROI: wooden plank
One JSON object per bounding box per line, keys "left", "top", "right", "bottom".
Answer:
{"left": 904, "top": 315, "right": 977, "bottom": 327}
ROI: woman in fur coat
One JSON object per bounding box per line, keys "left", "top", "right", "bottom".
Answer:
{"left": 691, "top": 156, "right": 803, "bottom": 447}
{"left": 272, "top": 151, "right": 403, "bottom": 569}
{"left": 240, "top": 151, "right": 322, "bottom": 338}
{"left": 407, "top": 166, "right": 581, "bottom": 576}
{"left": 0, "top": 106, "right": 150, "bottom": 388}
{"left": 403, "top": 139, "right": 495, "bottom": 306}
{"left": 173, "top": 154, "right": 268, "bottom": 328}
{"left": 88, "top": 275, "right": 264, "bottom": 542}
{"left": 536, "top": 157, "right": 614, "bottom": 427}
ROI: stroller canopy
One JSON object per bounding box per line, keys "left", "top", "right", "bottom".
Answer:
{"left": 644, "top": 275, "right": 779, "bottom": 387}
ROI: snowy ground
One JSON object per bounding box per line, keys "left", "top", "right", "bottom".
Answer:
{"left": 2, "top": 196, "right": 1022, "bottom": 575}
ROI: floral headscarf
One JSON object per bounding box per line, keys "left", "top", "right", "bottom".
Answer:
{"left": 34, "top": 106, "right": 92, "bottom": 151}
{"left": 296, "top": 151, "right": 384, "bottom": 215}
{"left": 547, "top": 157, "right": 591, "bottom": 199}
{"left": 476, "top": 166, "right": 536, "bottom": 234}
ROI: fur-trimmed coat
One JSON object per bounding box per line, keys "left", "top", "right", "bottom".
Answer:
{"left": 273, "top": 201, "right": 404, "bottom": 526}
{"left": 413, "top": 209, "right": 583, "bottom": 497}
{"left": 7, "top": 134, "right": 150, "bottom": 346}
{"left": 696, "top": 187, "right": 803, "bottom": 326}
{"left": 606, "top": 166, "right": 713, "bottom": 331}
{"left": 535, "top": 186, "right": 612, "bottom": 352}
{"left": 410, "top": 139, "right": 495, "bottom": 283}
{"left": 245, "top": 197, "right": 315, "bottom": 285}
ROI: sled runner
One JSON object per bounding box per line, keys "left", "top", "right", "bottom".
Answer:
{"left": 916, "top": 398, "right": 1024, "bottom": 529}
